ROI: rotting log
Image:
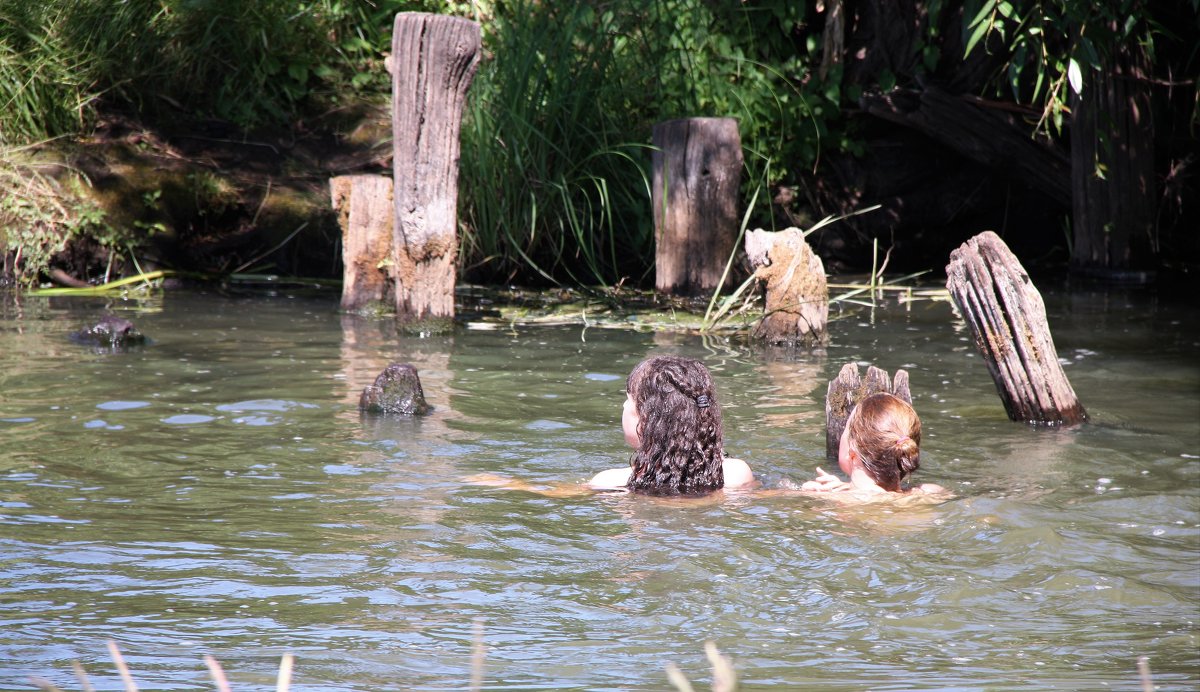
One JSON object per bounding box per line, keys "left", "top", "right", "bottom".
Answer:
{"left": 946, "top": 231, "right": 1087, "bottom": 425}
{"left": 651, "top": 117, "right": 743, "bottom": 296}
{"left": 331, "top": 175, "right": 394, "bottom": 312}
{"left": 744, "top": 227, "right": 829, "bottom": 347}
{"left": 391, "top": 13, "right": 481, "bottom": 321}
{"left": 825, "top": 363, "right": 911, "bottom": 461}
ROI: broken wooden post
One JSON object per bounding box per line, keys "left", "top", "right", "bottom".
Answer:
{"left": 391, "top": 13, "right": 482, "bottom": 322}
{"left": 744, "top": 227, "right": 828, "bottom": 346}
{"left": 651, "top": 117, "right": 743, "bottom": 295}
{"left": 331, "top": 175, "right": 394, "bottom": 312}
{"left": 825, "top": 363, "right": 911, "bottom": 461}
{"left": 946, "top": 230, "right": 1087, "bottom": 425}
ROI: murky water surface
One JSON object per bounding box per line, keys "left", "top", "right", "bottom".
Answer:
{"left": 1, "top": 285, "right": 1197, "bottom": 690}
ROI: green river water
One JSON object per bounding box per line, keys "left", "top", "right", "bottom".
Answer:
{"left": 0, "top": 284, "right": 1196, "bottom": 690}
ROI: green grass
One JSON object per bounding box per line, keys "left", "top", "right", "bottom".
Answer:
{"left": 2, "top": 0, "right": 853, "bottom": 291}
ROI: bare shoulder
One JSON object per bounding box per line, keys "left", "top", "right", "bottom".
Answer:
{"left": 916, "top": 482, "right": 949, "bottom": 495}
{"left": 587, "top": 466, "right": 632, "bottom": 490}
{"left": 721, "top": 457, "right": 756, "bottom": 489}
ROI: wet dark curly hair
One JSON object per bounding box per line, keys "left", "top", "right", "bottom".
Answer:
{"left": 625, "top": 355, "right": 724, "bottom": 495}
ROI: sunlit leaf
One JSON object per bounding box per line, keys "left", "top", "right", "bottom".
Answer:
{"left": 1122, "top": 15, "right": 1137, "bottom": 37}
{"left": 967, "top": 0, "right": 997, "bottom": 29}
{"left": 965, "top": 17, "right": 991, "bottom": 55}
{"left": 1067, "top": 57, "right": 1082, "bottom": 94}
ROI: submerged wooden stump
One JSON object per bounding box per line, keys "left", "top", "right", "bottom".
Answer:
{"left": 360, "top": 363, "right": 432, "bottom": 416}
{"left": 825, "top": 363, "right": 911, "bottom": 461}
{"left": 651, "top": 117, "right": 743, "bottom": 296}
{"left": 946, "top": 231, "right": 1087, "bottom": 425}
{"left": 391, "top": 13, "right": 481, "bottom": 321}
{"left": 331, "top": 175, "right": 394, "bottom": 312}
{"left": 744, "top": 227, "right": 828, "bottom": 346}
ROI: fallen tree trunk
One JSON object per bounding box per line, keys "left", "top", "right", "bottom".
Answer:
{"left": 946, "top": 231, "right": 1087, "bottom": 425}
{"left": 859, "top": 84, "right": 1070, "bottom": 205}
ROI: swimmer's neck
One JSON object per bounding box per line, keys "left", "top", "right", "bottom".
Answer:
{"left": 848, "top": 467, "right": 890, "bottom": 494}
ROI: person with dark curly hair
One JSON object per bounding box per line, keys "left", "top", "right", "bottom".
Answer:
{"left": 800, "top": 392, "right": 945, "bottom": 497}
{"left": 588, "top": 355, "right": 755, "bottom": 494}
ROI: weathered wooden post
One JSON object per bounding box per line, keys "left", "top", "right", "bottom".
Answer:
{"left": 391, "top": 13, "right": 481, "bottom": 322}
{"left": 1069, "top": 42, "right": 1156, "bottom": 279}
{"left": 331, "top": 175, "right": 394, "bottom": 312}
{"left": 946, "top": 231, "right": 1087, "bottom": 425}
{"left": 744, "top": 227, "right": 828, "bottom": 346}
{"left": 651, "top": 117, "right": 743, "bottom": 295}
{"left": 825, "top": 363, "right": 911, "bottom": 461}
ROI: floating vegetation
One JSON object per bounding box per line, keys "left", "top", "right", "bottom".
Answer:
{"left": 457, "top": 276, "right": 950, "bottom": 335}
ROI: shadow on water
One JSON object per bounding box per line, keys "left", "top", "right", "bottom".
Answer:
{"left": 0, "top": 285, "right": 1196, "bottom": 690}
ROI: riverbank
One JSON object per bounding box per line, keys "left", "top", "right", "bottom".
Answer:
{"left": 1, "top": 103, "right": 392, "bottom": 288}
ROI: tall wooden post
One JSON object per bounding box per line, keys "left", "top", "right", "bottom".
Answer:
{"left": 391, "top": 13, "right": 481, "bottom": 322}
{"left": 1069, "top": 37, "right": 1156, "bottom": 278}
{"left": 946, "top": 231, "right": 1087, "bottom": 425}
{"left": 651, "top": 117, "right": 743, "bottom": 295}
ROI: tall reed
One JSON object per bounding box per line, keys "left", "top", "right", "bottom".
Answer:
{"left": 458, "top": 1, "right": 656, "bottom": 287}
{"left": 457, "top": 0, "right": 819, "bottom": 288}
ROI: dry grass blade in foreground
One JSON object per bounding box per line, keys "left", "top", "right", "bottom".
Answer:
{"left": 666, "top": 641, "right": 737, "bottom": 692}
{"left": 34, "top": 637, "right": 1163, "bottom": 690}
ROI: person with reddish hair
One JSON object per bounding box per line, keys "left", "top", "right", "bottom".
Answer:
{"left": 801, "top": 392, "right": 945, "bottom": 497}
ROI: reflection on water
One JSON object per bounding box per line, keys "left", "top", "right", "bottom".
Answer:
{"left": 0, "top": 287, "right": 1197, "bottom": 691}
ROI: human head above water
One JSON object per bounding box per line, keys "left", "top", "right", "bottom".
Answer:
{"left": 624, "top": 355, "right": 724, "bottom": 495}
{"left": 839, "top": 392, "right": 922, "bottom": 492}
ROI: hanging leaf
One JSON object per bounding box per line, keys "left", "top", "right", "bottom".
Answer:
{"left": 1067, "top": 57, "right": 1083, "bottom": 94}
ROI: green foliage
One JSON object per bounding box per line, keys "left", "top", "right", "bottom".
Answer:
{"left": 0, "top": 148, "right": 134, "bottom": 286}
{"left": 0, "top": 0, "right": 472, "bottom": 140}
{"left": 458, "top": 0, "right": 847, "bottom": 287}
{"left": 959, "top": 0, "right": 1165, "bottom": 133}
{"left": 1, "top": 0, "right": 858, "bottom": 289}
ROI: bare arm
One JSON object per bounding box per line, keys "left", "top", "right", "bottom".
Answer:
{"left": 463, "top": 472, "right": 595, "bottom": 498}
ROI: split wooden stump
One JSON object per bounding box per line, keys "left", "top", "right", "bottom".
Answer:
{"left": 946, "top": 231, "right": 1087, "bottom": 425}
{"left": 744, "top": 227, "right": 828, "bottom": 347}
{"left": 331, "top": 175, "right": 394, "bottom": 312}
{"left": 391, "top": 13, "right": 481, "bottom": 322}
{"left": 825, "top": 363, "right": 911, "bottom": 461}
{"left": 651, "top": 117, "right": 743, "bottom": 296}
